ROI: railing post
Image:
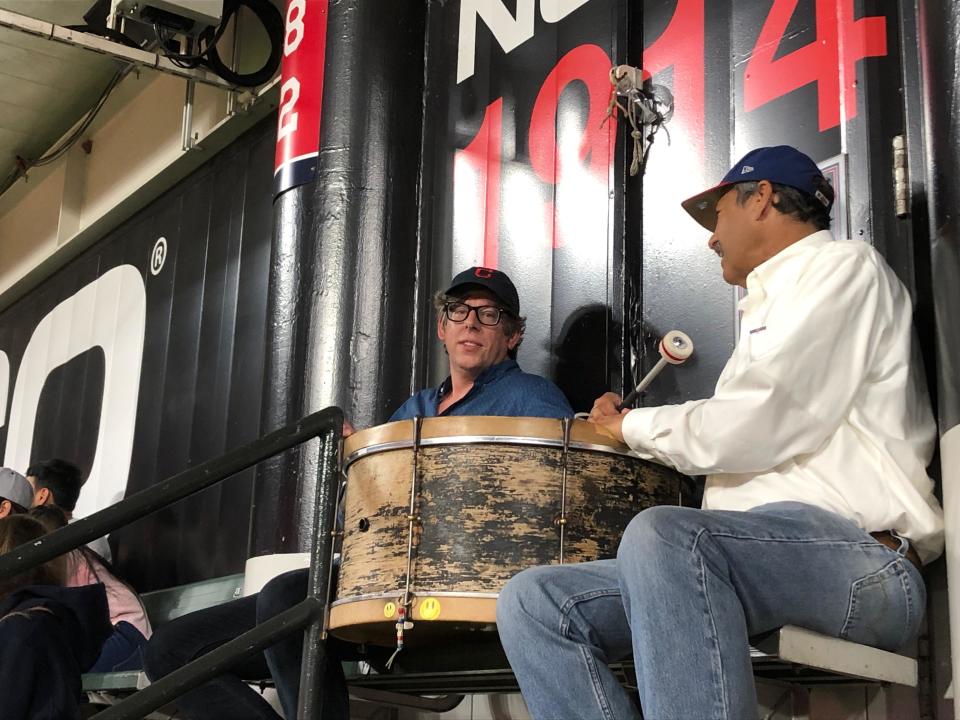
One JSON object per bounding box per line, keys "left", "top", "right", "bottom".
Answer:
{"left": 297, "top": 412, "right": 343, "bottom": 718}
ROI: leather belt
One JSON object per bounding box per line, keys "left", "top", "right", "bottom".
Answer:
{"left": 871, "top": 531, "right": 921, "bottom": 570}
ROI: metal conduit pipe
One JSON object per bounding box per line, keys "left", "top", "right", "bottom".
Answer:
{"left": 0, "top": 7, "right": 237, "bottom": 90}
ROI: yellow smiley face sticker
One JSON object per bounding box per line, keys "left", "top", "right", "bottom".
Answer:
{"left": 419, "top": 597, "right": 441, "bottom": 620}
{"left": 383, "top": 602, "right": 397, "bottom": 618}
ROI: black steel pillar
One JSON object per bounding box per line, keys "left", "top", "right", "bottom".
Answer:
{"left": 918, "top": 2, "right": 960, "bottom": 433}
{"left": 918, "top": 2, "right": 960, "bottom": 718}
{"left": 253, "top": 1, "right": 428, "bottom": 555}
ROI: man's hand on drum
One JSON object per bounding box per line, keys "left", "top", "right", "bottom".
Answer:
{"left": 588, "top": 391, "right": 629, "bottom": 442}
{"left": 343, "top": 419, "right": 356, "bottom": 438}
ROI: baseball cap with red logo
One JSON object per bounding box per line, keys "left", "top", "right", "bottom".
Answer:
{"left": 681, "top": 145, "right": 835, "bottom": 232}
{"left": 445, "top": 266, "right": 520, "bottom": 316}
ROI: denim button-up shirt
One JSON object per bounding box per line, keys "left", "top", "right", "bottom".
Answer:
{"left": 389, "top": 359, "right": 572, "bottom": 421}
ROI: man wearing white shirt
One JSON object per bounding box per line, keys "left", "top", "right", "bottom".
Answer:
{"left": 497, "top": 146, "right": 944, "bottom": 720}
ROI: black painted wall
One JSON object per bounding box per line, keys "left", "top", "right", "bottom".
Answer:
{"left": 0, "top": 119, "right": 276, "bottom": 591}
{"left": 640, "top": 0, "right": 920, "bottom": 406}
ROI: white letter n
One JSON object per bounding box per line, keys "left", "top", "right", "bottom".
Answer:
{"left": 457, "top": 0, "right": 535, "bottom": 84}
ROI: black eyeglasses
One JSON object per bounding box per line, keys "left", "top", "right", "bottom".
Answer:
{"left": 444, "top": 302, "right": 508, "bottom": 326}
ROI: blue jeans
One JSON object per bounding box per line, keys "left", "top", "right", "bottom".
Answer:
{"left": 89, "top": 621, "right": 148, "bottom": 673}
{"left": 497, "top": 502, "right": 926, "bottom": 720}
{"left": 144, "top": 569, "right": 348, "bottom": 720}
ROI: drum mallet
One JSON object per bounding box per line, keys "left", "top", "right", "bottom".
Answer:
{"left": 617, "top": 330, "right": 693, "bottom": 410}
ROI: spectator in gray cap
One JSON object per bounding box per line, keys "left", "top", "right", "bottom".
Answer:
{"left": 0, "top": 468, "right": 32, "bottom": 519}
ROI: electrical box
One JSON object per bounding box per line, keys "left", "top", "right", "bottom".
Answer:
{"left": 113, "top": 0, "right": 223, "bottom": 35}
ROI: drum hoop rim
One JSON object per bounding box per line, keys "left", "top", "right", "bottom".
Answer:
{"left": 343, "top": 435, "right": 641, "bottom": 470}
{"left": 331, "top": 590, "right": 501, "bottom": 607}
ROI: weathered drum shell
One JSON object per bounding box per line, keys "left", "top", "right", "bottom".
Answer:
{"left": 330, "top": 417, "right": 686, "bottom": 644}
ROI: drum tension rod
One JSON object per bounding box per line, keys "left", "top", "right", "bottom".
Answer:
{"left": 387, "top": 415, "right": 423, "bottom": 670}
{"left": 557, "top": 417, "right": 572, "bottom": 564}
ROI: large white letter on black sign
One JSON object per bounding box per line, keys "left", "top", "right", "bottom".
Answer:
{"left": 539, "top": 0, "right": 591, "bottom": 22}
{"left": 457, "top": 0, "right": 535, "bottom": 83}
{"left": 3, "top": 265, "right": 146, "bottom": 518}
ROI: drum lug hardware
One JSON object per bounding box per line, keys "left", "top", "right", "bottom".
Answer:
{"left": 330, "top": 529, "right": 344, "bottom": 537}
{"left": 406, "top": 514, "right": 421, "bottom": 523}
{"left": 396, "top": 592, "right": 414, "bottom": 607}
{"left": 553, "top": 515, "right": 567, "bottom": 527}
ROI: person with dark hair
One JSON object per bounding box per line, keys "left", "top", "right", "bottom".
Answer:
{"left": 26, "top": 458, "right": 83, "bottom": 512}
{"left": 0, "top": 468, "right": 33, "bottom": 518}
{"left": 27, "top": 457, "right": 112, "bottom": 561}
{"left": 30, "top": 505, "right": 151, "bottom": 672}
{"left": 145, "top": 266, "right": 572, "bottom": 720}
{"left": 0, "top": 514, "right": 112, "bottom": 720}
{"left": 497, "top": 146, "right": 943, "bottom": 720}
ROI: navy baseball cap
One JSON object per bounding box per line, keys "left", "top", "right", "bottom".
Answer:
{"left": 445, "top": 266, "right": 520, "bottom": 315}
{"left": 682, "top": 145, "right": 834, "bottom": 232}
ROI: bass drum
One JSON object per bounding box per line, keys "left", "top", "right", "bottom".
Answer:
{"left": 328, "top": 416, "right": 687, "bottom": 645}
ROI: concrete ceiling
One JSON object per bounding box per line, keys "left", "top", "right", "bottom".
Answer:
{"left": 0, "top": 1, "right": 126, "bottom": 186}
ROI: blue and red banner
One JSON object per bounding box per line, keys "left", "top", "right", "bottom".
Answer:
{"left": 274, "top": 0, "right": 328, "bottom": 197}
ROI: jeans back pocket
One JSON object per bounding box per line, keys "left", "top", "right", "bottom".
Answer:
{"left": 840, "top": 558, "right": 924, "bottom": 652}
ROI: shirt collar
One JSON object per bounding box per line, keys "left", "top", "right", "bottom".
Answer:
{"left": 438, "top": 358, "right": 519, "bottom": 398}
{"left": 739, "top": 230, "right": 833, "bottom": 310}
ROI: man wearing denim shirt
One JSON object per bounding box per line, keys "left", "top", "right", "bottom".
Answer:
{"left": 144, "top": 266, "right": 571, "bottom": 720}
{"left": 497, "top": 146, "right": 944, "bottom": 720}
{"left": 389, "top": 266, "right": 572, "bottom": 421}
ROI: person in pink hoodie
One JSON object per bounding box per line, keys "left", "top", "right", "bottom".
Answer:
{"left": 30, "top": 505, "right": 151, "bottom": 672}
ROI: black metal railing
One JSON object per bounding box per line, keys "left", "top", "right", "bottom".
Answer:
{"left": 0, "top": 406, "right": 343, "bottom": 720}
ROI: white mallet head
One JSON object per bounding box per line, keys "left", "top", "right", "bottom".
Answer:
{"left": 658, "top": 330, "right": 694, "bottom": 365}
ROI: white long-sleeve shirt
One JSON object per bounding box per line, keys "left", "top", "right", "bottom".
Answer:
{"left": 622, "top": 231, "right": 944, "bottom": 563}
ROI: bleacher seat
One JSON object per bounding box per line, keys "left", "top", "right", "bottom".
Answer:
{"left": 82, "top": 573, "right": 245, "bottom": 694}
